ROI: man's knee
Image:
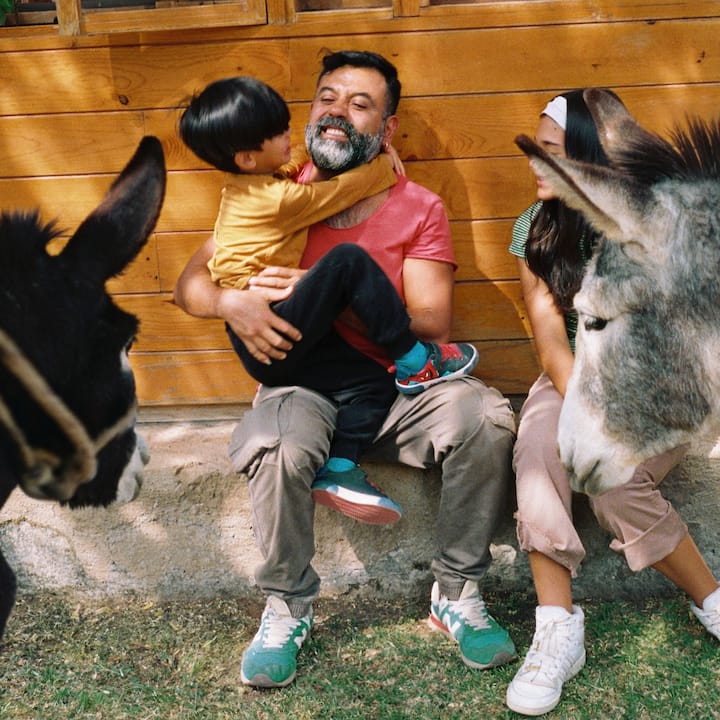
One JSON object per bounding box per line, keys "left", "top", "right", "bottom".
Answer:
{"left": 228, "top": 388, "right": 335, "bottom": 475}
{"left": 325, "top": 242, "right": 367, "bottom": 262}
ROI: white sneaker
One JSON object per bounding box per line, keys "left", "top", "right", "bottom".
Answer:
{"left": 691, "top": 585, "right": 720, "bottom": 640}
{"left": 506, "top": 605, "right": 586, "bottom": 716}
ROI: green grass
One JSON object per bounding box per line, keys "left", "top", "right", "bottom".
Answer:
{"left": 1, "top": 591, "right": 719, "bottom": 719}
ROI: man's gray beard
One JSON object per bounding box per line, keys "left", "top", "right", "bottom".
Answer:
{"left": 305, "top": 117, "right": 385, "bottom": 172}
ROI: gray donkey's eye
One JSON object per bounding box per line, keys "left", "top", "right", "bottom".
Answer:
{"left": 584, "top": 316, "right": 608, "bottom": 332}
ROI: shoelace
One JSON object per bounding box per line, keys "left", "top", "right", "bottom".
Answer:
{"left": 260, "top": 609, "right": 305, "bottom": 649}
{"left": 448, "top": 596, "right": 492, "bottom": 631}
{"left": 517, "top": 618, "right": 577, "bottom": 685}
{"left": 699, "top": 605, "right": 720, "bottom": 633}
{"left": 364, "top": 476, "right": 389, "bottom": 495}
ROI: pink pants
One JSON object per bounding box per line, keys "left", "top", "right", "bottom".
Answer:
{"left": 513, "top": 373, "right": 689, "bottom": 576}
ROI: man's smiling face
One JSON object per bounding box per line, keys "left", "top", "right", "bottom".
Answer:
{"left": 305, "top": 65, "right": 397, "bottom": 173}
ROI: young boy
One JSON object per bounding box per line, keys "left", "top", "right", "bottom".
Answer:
{"left": 178, "top": 76, "right": 478, "bottom": 524}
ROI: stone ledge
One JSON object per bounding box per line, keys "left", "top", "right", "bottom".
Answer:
{"left": 1, "top": 405, "right": 719, "bottom": 604}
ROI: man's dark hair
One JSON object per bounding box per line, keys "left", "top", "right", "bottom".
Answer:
{"left": 179, "top": 76, "right": 290, "bottom": 174}
{"left": 318, "top": 50, "right": 401, "bottom": 117}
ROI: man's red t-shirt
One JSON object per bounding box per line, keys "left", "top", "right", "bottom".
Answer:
{"left": 298, "top": 173, "right": 456, "bottom": 367}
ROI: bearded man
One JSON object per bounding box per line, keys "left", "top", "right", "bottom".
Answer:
{"left": 173, "top": 50, "right": 517, "bottom": 689}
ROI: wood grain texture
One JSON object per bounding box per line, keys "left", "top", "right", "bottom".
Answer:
{"left": 3, "top": 4, "right": 718, "bottom": 403}
{"left": 129, "top": 340, "right": 540, "bottom": 404}
{"left": 4, "top": 83, "right": 720, "bottom": 180}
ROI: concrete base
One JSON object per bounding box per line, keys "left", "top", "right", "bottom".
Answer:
{"left": 2, "top": 405, "right": 719, "bottom": 604}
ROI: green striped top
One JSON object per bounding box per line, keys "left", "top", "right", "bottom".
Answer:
{"left": 509, "top": 201, "right": 583, "bottom": 352}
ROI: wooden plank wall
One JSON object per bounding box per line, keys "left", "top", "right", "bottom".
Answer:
{"left": 2, "top": 1, "right": 719, "bottom": 405}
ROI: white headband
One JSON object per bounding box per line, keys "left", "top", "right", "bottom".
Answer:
{"left": 541, "top": 96, "right": 567, "bottom": 130}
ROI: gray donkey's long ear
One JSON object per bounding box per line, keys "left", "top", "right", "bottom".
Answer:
{"left": 514, "top": 133, "right": 656, "bottom": 245}
{"left": 583, "top": 89, "right": 657, "bottom": 162}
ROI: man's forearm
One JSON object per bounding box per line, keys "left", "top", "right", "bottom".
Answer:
{"left": 173, "top": 269, "right": 224, "bottom": 319}
{"left": 173, "top": 237, "right": 223, "bottom": 319}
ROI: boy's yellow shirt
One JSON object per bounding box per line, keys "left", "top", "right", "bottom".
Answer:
{"left": 209, "top": 146, "right": 397, "bottom": 289}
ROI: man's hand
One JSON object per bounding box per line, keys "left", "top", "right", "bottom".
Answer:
{"left": 173, "top": 238, "right": 302, "bottom": 364}
{"left": 218, "top": 288, "right": 302, "bottom": 364}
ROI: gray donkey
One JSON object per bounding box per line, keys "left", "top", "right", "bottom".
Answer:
{"left": 515, "top": 89, "right": 720, "bottom": 495}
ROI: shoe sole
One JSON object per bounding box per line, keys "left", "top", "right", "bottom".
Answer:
{"left": 505, "top": 649, "right": 586, "bottom": 716}
{"left": 240, "top": 669, "right": 296, "bottom": 688}
{"left": 428, "top": 612, "right": 517, "bottom": 669}
{"left": 312, "top": 489, "right": 401, "bottom": 524}
{"left": 396, "top": 346, "right": 479, "bottom": 395}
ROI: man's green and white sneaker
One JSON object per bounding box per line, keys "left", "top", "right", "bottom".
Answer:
{"left": 429, "top": 580, "right": 516, "bottom": 669}
{"left": 691, "top": 585, "right": 720, "bottom": 640}
{"left": 240, "top": 595, "right": 313, "bottom": 688}
{"left": 506, "top": 605, "right": 585, "bottom": 716}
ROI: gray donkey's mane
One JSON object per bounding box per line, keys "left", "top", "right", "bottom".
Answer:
{"left": 612, "top": 116, "right": 720, "bottom": 185}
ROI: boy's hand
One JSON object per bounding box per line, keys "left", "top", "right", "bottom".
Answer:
{"left": 248, "top": 266, "right": 307, "bottom": 302}
{"left": 383, "top": 143, "right": 406, "bottom": 176}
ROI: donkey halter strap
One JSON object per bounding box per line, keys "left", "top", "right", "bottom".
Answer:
{"left": 0, "top": 325, "right": 136, "bottom": 500}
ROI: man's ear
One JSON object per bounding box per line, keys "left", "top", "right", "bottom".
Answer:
{"left": 383, "top": 115, "right": 399, "bottom": 144}
{"left": 234, "top": 150, "right": 257, "bottom": 172}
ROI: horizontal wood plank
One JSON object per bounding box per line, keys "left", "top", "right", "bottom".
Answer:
{"left": 2, "top": 40, "right": 293, "bottom": 116}
{"left": 285, "top": 19, "right": 720, "bottom": 100}
{"left": 130, "top": 339, "right": 540, "bottom": 405}
{"left": 27, "top": 219, "right": 522, "bottom": 302}
{"left": 3, "top": 1, "right": 719, "bottom": 53}
{"left": 107, "top": 236, "right": 161, "bottom": 295}
{"left": 149, "top": 220, "right": 521, "bottom": 292}
{"left": 451, "top": 220, "right": 518, "bottom": 282}
{"left": 45, "top": 233, "right": 161, "bottom": 294}
{"left": 116, "top": 279, "right": 530, "bottom": 354}
{"left": 0, "top": 158, "right": 535, "bottom": 233}
{"left": 131, "top": 349, "right": 260, "bottom": 405}
{"left": 4, "top": 18, "right": 719, "bottom": 116}
{"left": 451, "top": 280, "right": 531, "bottom": 341}
{"left": 155, "top": 232, "right": 213, "bottom": 292}
{"left": 5, "top": 83, "right": 720, "bottom": 179}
